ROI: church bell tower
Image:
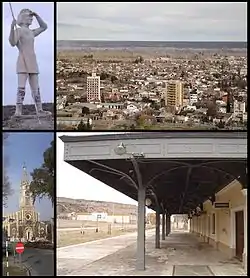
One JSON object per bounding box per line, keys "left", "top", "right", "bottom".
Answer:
{"left": 19, "top": 163, "right": 36, "bottom": 222}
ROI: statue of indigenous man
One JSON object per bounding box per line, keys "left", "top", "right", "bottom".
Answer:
{"left": 9, "top": 8, "right": 51, "bottom": 117}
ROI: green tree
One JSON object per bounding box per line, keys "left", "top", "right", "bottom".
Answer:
{"left": 82, "top": 106, "right": 90, "bottom": 115}
{"left": 100, "top": 72, "right": 109, "bottom": 80}
{"left": 142, "top": 97, "right": 150, "bottom": 103}
{"left": 134, "top": 56, "right": 144, "bottom": 64}
{"left": 77, "top": 120, "right": 87, "bottom": 130}
{"left": 136, "top": 114, "right": 146, "bottom": 127}
{"left": 207, "top": 102, "right": 217, "bottom": 118}
{"left": 130, "top": 124, "right": 136, "bottom": 130}
{"left": 101, "top": 93, "right": 105, "bottom": 103}
{"left": 66, "top": 94, "right": 75, "bottom": 103}
{"left": 29, "top": 140, "right": 54, "bottom": 205}
{"left": 3, "top": 133, "right": 12, "bottom": 208}
{"left": 160, "top": 99, "right": 165, "bottom": 107}
{"left": 217, "top": 120, "right": 225, "bottom": 129}
{"left": 151, "top": 102, "right": 160, "bottom": 110}
{"left": 111, "top": 75, "right": 118, "bottom": 83}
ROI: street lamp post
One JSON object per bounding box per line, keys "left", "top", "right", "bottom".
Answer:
{"left": 51, "top": 218, "right": 54, "bottom": 245}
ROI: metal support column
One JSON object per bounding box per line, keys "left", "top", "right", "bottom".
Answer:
{"left": 168, "top": 215, "right": 171, "bottom": 234}
{"left": 166, "top": 213, "right": 168, "bottom": 236}
{"left": 137, "top": 182, "right": 146, "bottom": 270}
{"left": 155, "top": 208, "right": 160, "bottom": 248}
{"left": 132, "top": 158, "right": 145, "bottom": 271}
{"left": 166, "top": 214, "right": 170, "bottom": 236}
{"left": 162, "top": 212, "right": 165, "bottom": 240}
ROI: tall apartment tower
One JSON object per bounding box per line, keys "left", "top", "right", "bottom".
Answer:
{"left": 165, "top": 81, "right": 184, "bottom": 111}
{"left": 87, "top": 72, "right": 101, "bottom": 102}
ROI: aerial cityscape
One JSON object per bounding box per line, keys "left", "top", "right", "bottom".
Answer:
{"left": 57, "top": 43, "right": 247, "bottom": 130}
{"left": 56, "top": 2, "right": 247, "bottom": 131}
{"left": 2, "top": 1, "right": 247, "bottom": 277}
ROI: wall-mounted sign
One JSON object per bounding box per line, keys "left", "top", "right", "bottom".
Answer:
{"left": 214, "top": 202, "right": 230, "bottom": 208}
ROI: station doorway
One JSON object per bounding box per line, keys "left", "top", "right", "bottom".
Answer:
{"left": 235, "top": 210, "right": 244, "bottom": 261}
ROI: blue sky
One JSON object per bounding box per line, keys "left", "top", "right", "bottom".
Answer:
{"left": 3, "top": 2, "right": 54, "bottom": 105}
{"left": 3, "top": 132, "right": 54, "bottom": 221}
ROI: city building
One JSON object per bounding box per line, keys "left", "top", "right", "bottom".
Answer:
{"left": 75, "top": 212, "right": 137, "bottom": 224}
{"left": 165, "top": 80, "right": 184, "bottom": 111}
{"left": 233, "top": 100, "right": 246, "bottom": 116}
{"left": 3, "top": 165, "right": 48, "bottom": 242}
{"left": 189, "top": 89, "right": 198, "bottom": 105}
{"left": 240, "top": 67, "right": 247, "bottom": 76}
{"left": 87, "top": 72, "right": 101, "bottom": 102}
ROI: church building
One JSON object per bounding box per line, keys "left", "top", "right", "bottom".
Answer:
{"left": 3, "top": 164, "right": 48, "bottom": 242}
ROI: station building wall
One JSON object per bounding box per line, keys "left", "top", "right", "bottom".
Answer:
{"left": 189, "top": 179, "right": 247, "bottom": 271}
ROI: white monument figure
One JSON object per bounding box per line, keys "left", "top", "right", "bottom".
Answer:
{"left": 8, "top": 7, "right": 51, "bottom": 117}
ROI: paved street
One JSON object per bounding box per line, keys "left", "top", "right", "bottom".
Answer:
{"left": 20, "top": 248, "right": 54, "bottom": 276}
{"left": 57, "top": 230, "right": 246, "bottom": 276}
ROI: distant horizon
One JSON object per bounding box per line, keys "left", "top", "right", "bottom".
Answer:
{"left": 57, "top": 40, "right": 247, "bottom": 50}
{"left": 57, "top": 39, "right": 247, "bottom": 43}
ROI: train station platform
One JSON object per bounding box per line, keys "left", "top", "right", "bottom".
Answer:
{"left": 57, "top": 230, "right": 246, "bottom": 276}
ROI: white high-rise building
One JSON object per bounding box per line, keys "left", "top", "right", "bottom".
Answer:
{"left": 233, "top": 100, "right": 246, "bottom": 116}
{"left": 87, "top": 72, "right": 101, "bottom": 102}
{"left": 189, "top": 89, "right": 198, "bottom": 105}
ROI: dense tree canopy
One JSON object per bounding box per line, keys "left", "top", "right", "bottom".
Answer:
{"left": 3, "top": 133, "right": 12, "bottom": 208}
{"left": 77, "top": 119, "right": 92, "bottom": 130}
{"left": 29, "top": 140, "right": 54, "bottom": 205}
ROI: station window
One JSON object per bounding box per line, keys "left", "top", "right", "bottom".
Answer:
{"left": 212, "top": 213, "right": 216, "bottom": 234}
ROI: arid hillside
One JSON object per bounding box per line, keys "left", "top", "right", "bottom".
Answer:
{"left": 57, "top": 197, "right": 137, "bottom": 216}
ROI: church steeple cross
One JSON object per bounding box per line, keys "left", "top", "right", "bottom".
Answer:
{"left": 20, "top": 163, "right": 33, "bottom": 209}
{"left": 21, "top": 162, "right": 29, "bottom": 184}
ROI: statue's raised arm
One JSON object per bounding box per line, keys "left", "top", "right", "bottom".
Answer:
{"left": 31, "top": 12, "right": 48, "bottom": 37}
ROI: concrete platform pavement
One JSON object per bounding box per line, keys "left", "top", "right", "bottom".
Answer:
{"left": 57, "top": 230, "right": 246, "bottom": 276}
{"left": 57, "top": 229, "right": 155, "bottom": 275}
